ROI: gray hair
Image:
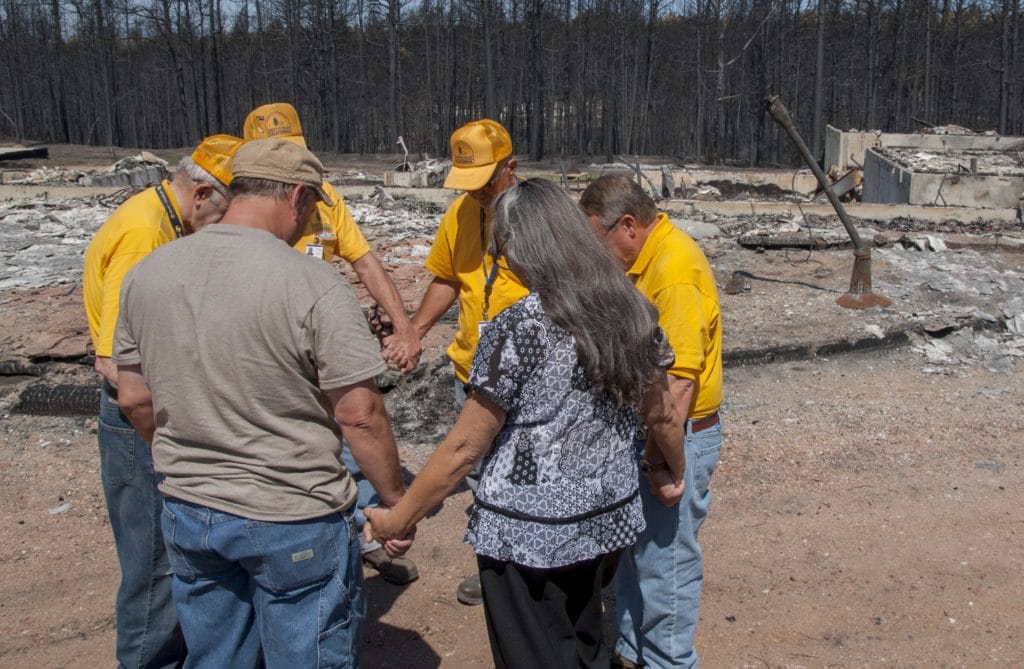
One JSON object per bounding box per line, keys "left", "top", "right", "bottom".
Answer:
{"left": 228, "top": 176, "right": 294, "bottom": 201}
{"left": 491, "top": 179, "right": 663, "bottom": 407}
{"left": 578, "top": 174, "right": 658, "bottom": 230}
{"left": 176, "top": 155, "right": 228, "bottom": 200}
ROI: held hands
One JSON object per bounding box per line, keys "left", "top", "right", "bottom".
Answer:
{"left": 367, "top": 303, "right": 422, "bottom": 373}
{"left": 363, "top": 506, "right": 416, "bottom": 558}
{"left": 647, "top": 468, "right": 685, "bottom": 508}
{"left": 381, "top": 329, "right": 422, "bottom": 372}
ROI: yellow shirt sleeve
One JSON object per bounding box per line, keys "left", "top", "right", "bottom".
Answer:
{"left": 95, "top": 228, "right": 168, "bottom": 356}
{"left": 650, "top": 282, "right": 710, "bottom": 381}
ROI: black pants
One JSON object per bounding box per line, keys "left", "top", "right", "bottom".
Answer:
{"left": 477, "top": 554, "right": 611, "bottom": 669}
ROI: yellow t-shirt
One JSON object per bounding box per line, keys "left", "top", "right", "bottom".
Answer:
{"left": 425, "top": 193, "right": 528, "bottom": 382}
{"left": 630, "top": 213, "right": 723, "bottom": 418}
{"left": 83, "top": 181, "right": 181, "bottom": 357}
{"left": 291, "top": 182, "right": 371, "bottom": 263}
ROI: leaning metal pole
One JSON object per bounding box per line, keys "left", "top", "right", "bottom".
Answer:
{"left": 764, "top": 96, "right": 892, "bottom": 309}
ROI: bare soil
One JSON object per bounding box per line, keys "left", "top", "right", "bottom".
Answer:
{"left": 1, "top": 146, "right": 1023, "bottom": 668}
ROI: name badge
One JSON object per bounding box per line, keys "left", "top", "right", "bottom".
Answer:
{"left": 305, "top": 243, "right": 324, "bottom": 260}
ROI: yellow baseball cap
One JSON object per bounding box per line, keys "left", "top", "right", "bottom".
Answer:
{"left": 243, "top": 102, "right": 307, "bottom": 148}
{"left": 191, "top": 134, "right": 244, "bottom": 187}
{"left": 444, "top": 119, "right": 512, "bottom": 191}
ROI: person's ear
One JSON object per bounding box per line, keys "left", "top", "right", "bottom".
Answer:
{"left": 192, "top": 183, "right": 214, "bottom": 209}
{"left": 619, "top": 214, "right": 640, "bottom": 238}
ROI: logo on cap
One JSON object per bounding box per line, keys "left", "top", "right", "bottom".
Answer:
{"left": 453, "top": 141, "right": 476, "bottom": 165}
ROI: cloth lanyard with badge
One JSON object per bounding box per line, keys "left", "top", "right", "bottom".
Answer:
{"left": 304, "top": 209, "right": 336, "bottom": 261}
{"left": 479, "top": 207, "right": 500, "bottom": 338}
{"left": 155, "top": 182, "right": 185, "bottom": 239}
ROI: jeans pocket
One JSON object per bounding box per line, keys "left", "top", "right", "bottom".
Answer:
{"left": 317, "top": 532, "right": 362, "bottom": 669}
{"left": 161, "top": 504, "right": 197, "bottom": 581}
{"left": 98, "top": 419, "right": 138, "bottom": 487}
{"left": 245, "top": 515, "right": 342, "bottom": 594}
{"left": 690, "top": 428, "right": 723, "bottom": 498}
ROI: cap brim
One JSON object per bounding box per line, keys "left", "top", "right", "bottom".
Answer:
{"left": 444, "top": 162, "right": 498, "bottom": 191}
{"left": 312, "top": 183, "right": 334, "bottom": 207}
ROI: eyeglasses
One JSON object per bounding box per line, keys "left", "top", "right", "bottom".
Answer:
{"left": 596, "top": 216, "right": 622, "bottom": 239}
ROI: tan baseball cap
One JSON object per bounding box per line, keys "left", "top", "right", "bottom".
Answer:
{"left": 444, "top": 119, "right": 512, "bottom": 191}
{"left": 230, "top": 138, "right": 334, "bottom": 206}
{"left": 191, "top": 134, "right": 244, "bottom": 187}
{"left": 242, "top": 103, "right": 307, "bottom": 148}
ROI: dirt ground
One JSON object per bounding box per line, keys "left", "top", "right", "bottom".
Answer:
{"left": 1, "top": 145, "right": 1023, "bottom": 667}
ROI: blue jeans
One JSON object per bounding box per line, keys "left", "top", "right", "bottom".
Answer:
{"left": 615, "top": 419, "right": 723, "bottom": 669}
{"left": 340, "top": 445, "right": 381, "bottom": 554}
{"left": 98, "top": 387, "right": 185, "bottom": 669}
{"left": 161, "top": 498, "right": 365, "bottom": 669}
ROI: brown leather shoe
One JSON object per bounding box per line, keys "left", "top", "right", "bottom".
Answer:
{"left": 612, "top": 652, "right": 642, "bottom": 669}
{"left": 362, "top": 548, "right": 419, "bottom": 585}
{"left": 456, "top": 573, "right": 483, "bottom": 606}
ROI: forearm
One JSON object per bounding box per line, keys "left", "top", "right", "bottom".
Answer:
{"left": 409, "top": 277, "right": 459, "bottom": 340}
{"left": 94, "top": 356, "right": 118, "bottom": 387}
{"left": 384, "top": 395, "right": 505, "bottom": 537}
{"left": 116, "top": 364, "right": 155, "bottom": 443}
{"left": 342, "top": 407, "right": 406, "bottom": 508}
{"left": 641, "top": 373, "right": 687, "bottom": 479}
{"left": 386, "top": 434, "right": 481, "bottom": 537}
{"left": 352, "top": 254, "right": 413, "bottom": 333}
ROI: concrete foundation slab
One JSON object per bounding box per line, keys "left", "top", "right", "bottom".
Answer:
{"left": 825, "top": 125, "right": 1024, "bottom": 173}
{"left": 863, "top": 147, "right": 1024, "bottom": 209}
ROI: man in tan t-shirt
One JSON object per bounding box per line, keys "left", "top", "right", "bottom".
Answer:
{"left": 113, "top": 138, "right": 410, "bottom": 667}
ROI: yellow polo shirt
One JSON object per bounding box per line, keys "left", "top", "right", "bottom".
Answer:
{"left": 425, "top": 193, "right": 528, "bottom": 382}
{"left": 291, "top": 182, "right": 371, "bottom": 263}
{"left": 83, "top": 181, "right": 181, "bottom": 357}
{"left": 630, "top": 213, "right": 722, "bottom": 418}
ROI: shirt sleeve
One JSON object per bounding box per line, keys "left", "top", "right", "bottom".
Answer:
{"left": 309, "top": 282, "right": 387, "bottom": 389}
{"left": 321, "top": 187, "right": 371, "bottom": 263}
{"left": 96, "top": 227, "right": 166, "bottom": 357}
{"left": 651, "top": 283, "right": 709, "bottom": 381}
{"left": 466, "top": 304, "right": 546, "bottom": 412}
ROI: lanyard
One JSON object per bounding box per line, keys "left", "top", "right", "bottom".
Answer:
{"left": 155, "top": 182, "right": 185, "bottom": 239}
{"left": 480, "top": 207, "right": 499, "bottom": 321}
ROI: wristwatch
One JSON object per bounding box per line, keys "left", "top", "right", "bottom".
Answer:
{"left": 639, "top": 458, "right": 670, "bottom": 475}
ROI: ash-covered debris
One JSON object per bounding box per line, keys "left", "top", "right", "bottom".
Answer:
{"left": 0, "top": 197, "right": 112, "bottom": 290}
{"left": 380, "top": 356, "right": 459, "bottom": 447}
{"left": 346, "top": 200, "right": 441, "bottom": 250}
{"left": 878, "top": 147, "right": 1024, "bottom": 176}
{"left": 911, "top": 327, "right": 1024, "bottom": 375}
{"left": 82, "top": 152, "right": 169, "bottom": 188}
{"left": 4, "top": 166, "right": 88, "bottom": 185}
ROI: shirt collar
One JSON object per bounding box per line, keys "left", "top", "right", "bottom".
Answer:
{"left": 627, "top": 212, "right": 671, "bottom": 276}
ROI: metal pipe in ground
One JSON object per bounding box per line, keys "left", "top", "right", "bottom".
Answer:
{"left": 764, "top": 95, "right": 892, "bottom": 309}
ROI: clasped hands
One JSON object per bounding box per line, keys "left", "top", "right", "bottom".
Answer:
{"left": 367, "top": 304, "right": 421, "bottom": 373}
{"left": 646, "top": 465, "right": 685, "bottom": 508}
{"left": 363, "top": 506, "right": 416, "bottom": 558}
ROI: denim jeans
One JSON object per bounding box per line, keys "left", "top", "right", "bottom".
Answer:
{"left": 340, "top": 444, "right": 381, "bottom": 554}
{"left": 98, "top": 386, "right": 185, "bottom": 669}
{"left": 161, "top": 498, "right": 365, "bottom": 669}
{"left": 615, "top": 418, "right": 723, "bottom": 669}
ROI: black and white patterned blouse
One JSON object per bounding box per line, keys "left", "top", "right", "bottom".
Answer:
{"left": 464, "top": 293, "right": 654, "bottom": 569}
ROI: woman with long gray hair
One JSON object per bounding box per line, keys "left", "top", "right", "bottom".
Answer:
{"left": 365, "top": 179, "right": 685, "bottom": 668}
